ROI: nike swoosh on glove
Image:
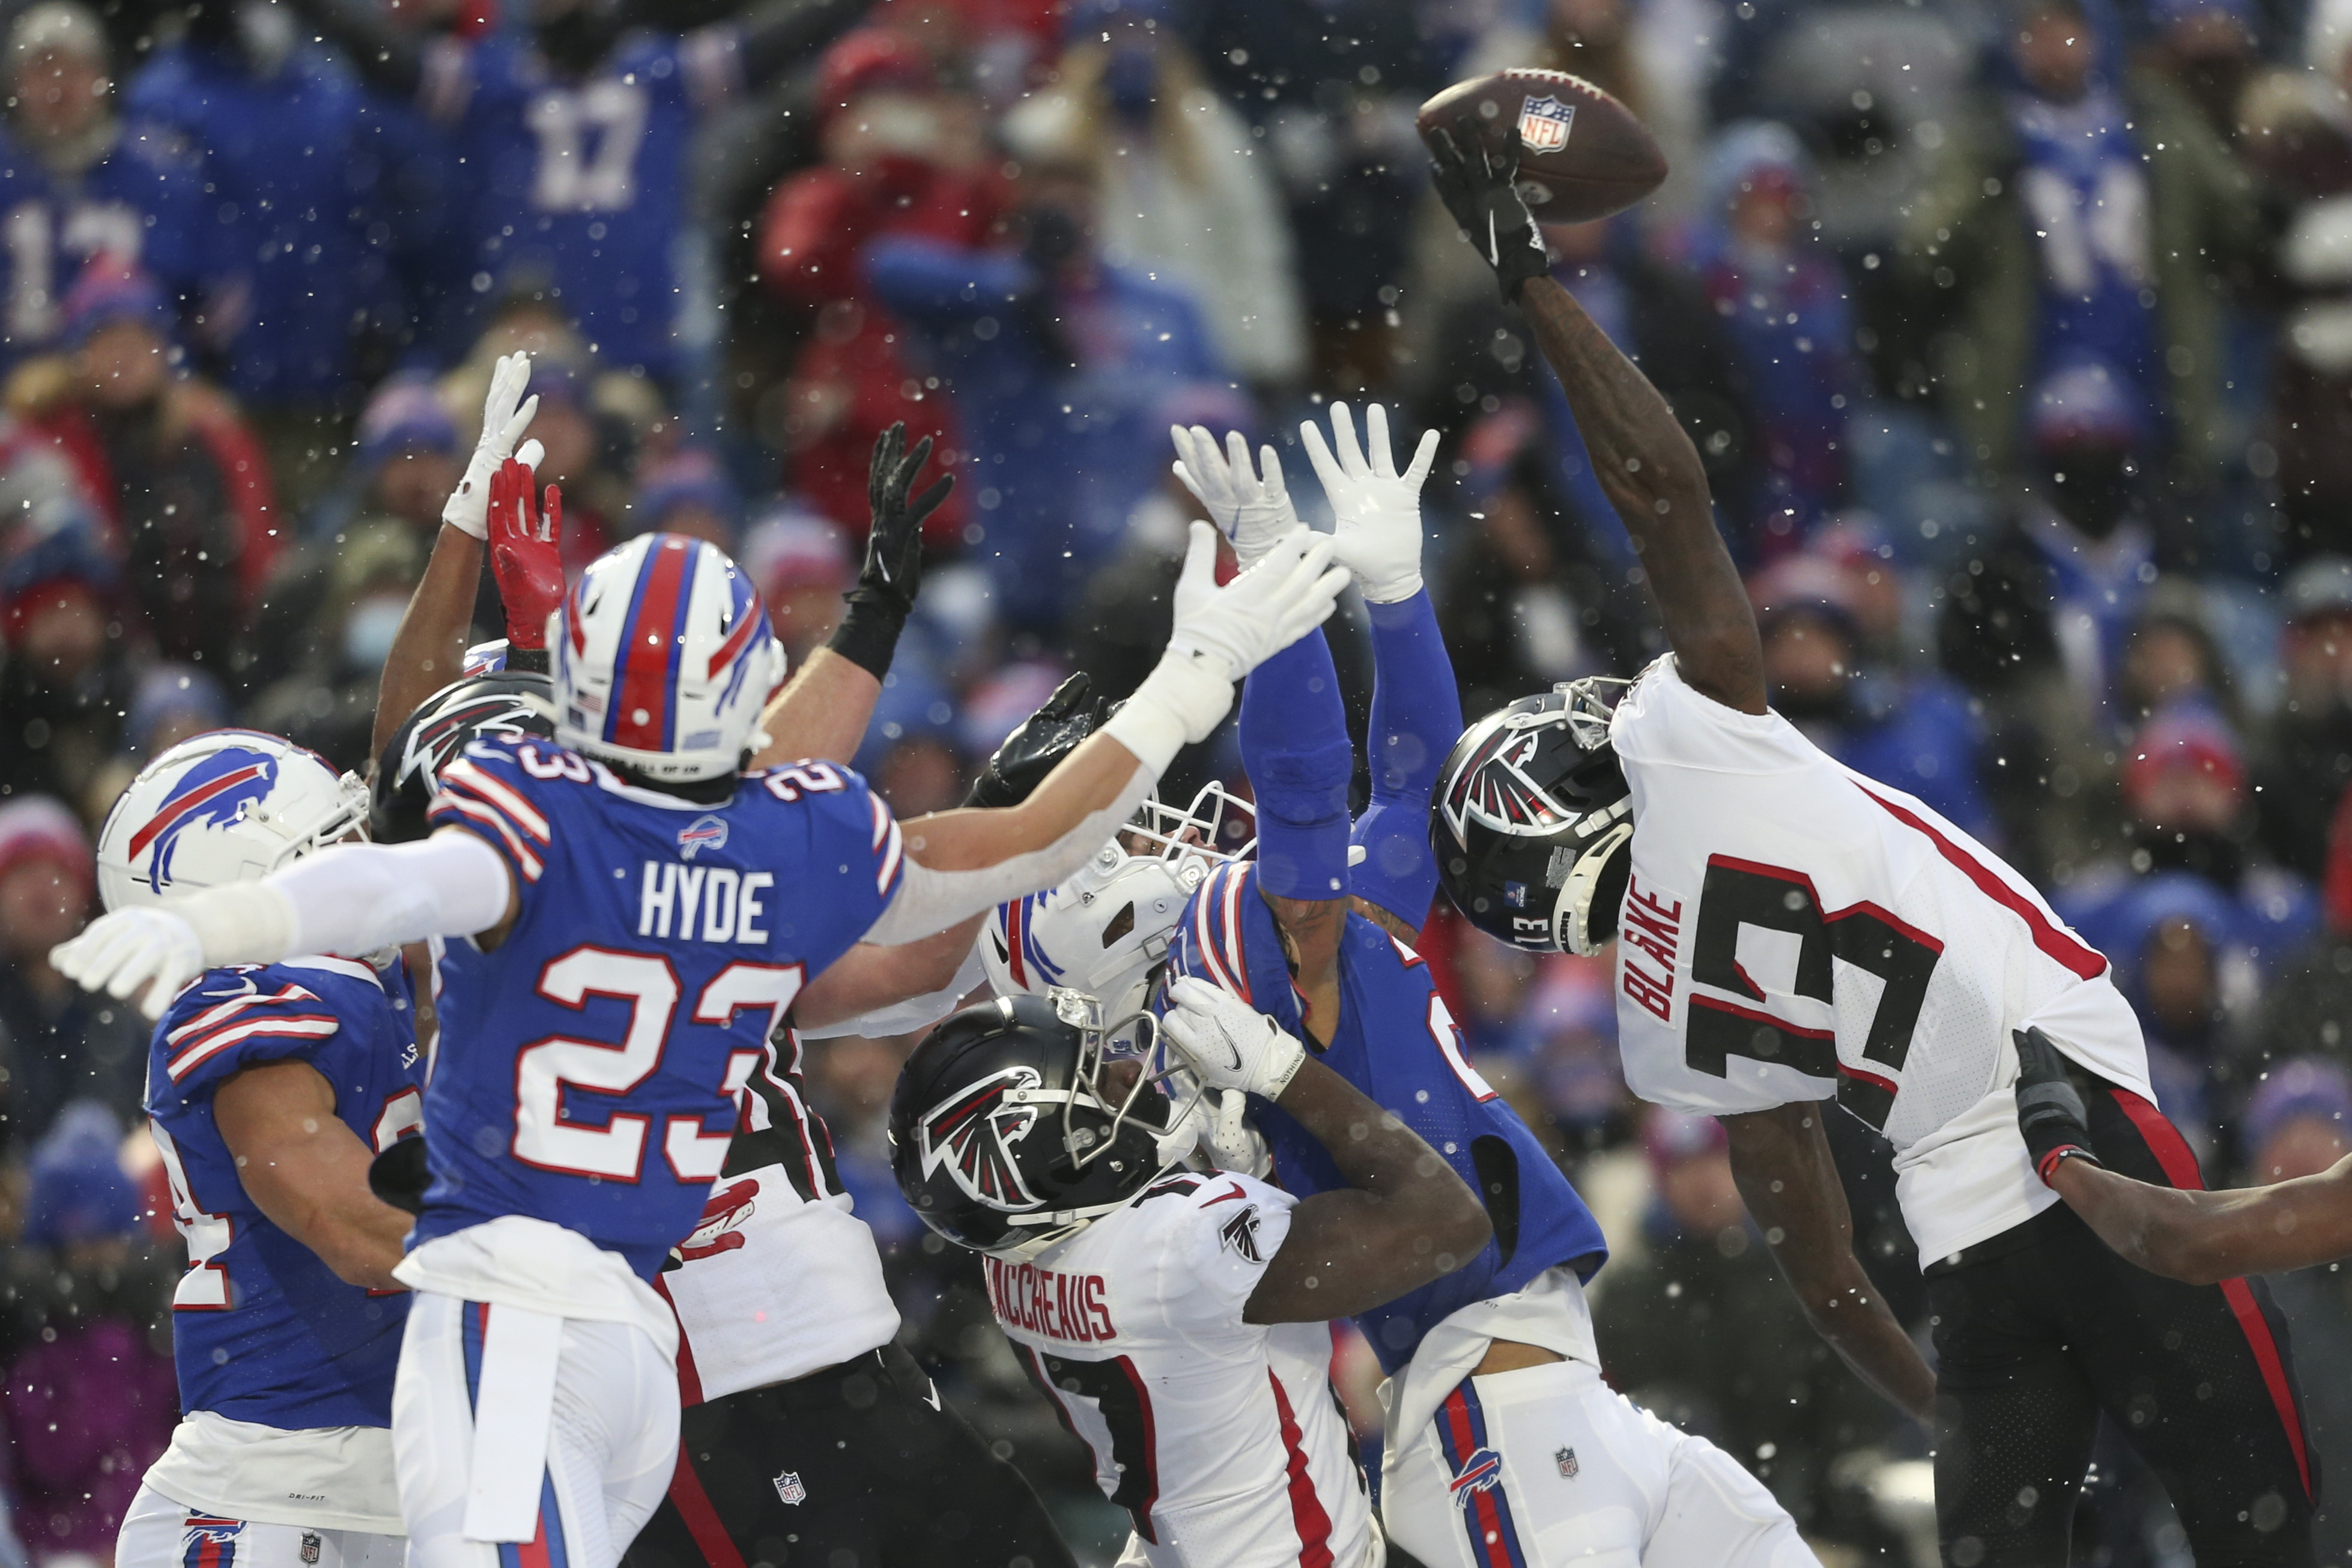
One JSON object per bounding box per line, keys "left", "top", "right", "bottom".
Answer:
{"left": 1161, "top": 975, "right": 1305, "bottom": 1100}
{"left": 443, "top": 351, "right": 539, "bottom": 540}
{"left": 1300, "top": 401, "right": 1438, "bottom": 604}
{"left": 1170, "top": 424, "right": 1298, "bottom": 571}
{"left": 1427, "top": 120, "right": 1549, "bottom": 304}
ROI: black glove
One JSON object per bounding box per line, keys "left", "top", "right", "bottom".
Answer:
{"left": 368, "top": 1136, "right": 430, "bottom": 1216}
{"left": 966, "top": 673, "right": 1114, "bottom": 807}
{"left": 826, "top": 422, "right": 954, "bottom": 680}
{"left": 2014, "top": 1026, "right": 2101, "bottom": 1186}
{"left": 1428, "top": 119, "right": 1550, "bottom": 304}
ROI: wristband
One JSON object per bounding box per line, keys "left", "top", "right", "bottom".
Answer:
{"left": 2035, "top": 1144, "right": 2102, "bottom": 1187}
{"left": 825, "top": 591, "right": 907, "bottom": 682}
{"left": 178, "top": 881, "right": 297, "bottom": 969}
{"left": 505, "top": 647, "right": 550, "bottom": 676}
{"left": 1102, "top": 651, "right": 1233, "bottom": 773}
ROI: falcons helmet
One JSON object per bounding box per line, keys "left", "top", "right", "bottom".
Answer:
{"left": 1431, "top": 678, "right": 1635, "bottom": 955}
{"left": 370, "top": 671, "right": 557, "bottom": 844}
{"left": 97, "top": 730, "right": 369, "bottom": 913}
{"left": 888, "top": 990, "right": 1203, "bottom": 1261}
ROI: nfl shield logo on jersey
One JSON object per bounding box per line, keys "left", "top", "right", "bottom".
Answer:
{"left": 300, "top": 1533, "right": 321, "bottom": 1564}
{"left": 677, "top": 814, "right": 730, "bottom": 859}
{"left": 1518, "top": 94, "right": 1575, "bottom": 154}
{"left": 1449, "top": 1446, "right": 1505, "bottom": 1507}
{"left": 1556, "top": 1446, "right": 1579, "bottom": 1479}
{"left": 772, "top": 1471, "right": 806, "bottom": 1506}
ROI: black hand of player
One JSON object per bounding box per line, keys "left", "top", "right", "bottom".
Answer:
{"left": 2013, "top": 1027, "right": 2100, "bottom": 1185}
{"left": 369, "top": 1136, "right": 429, "bottom": 1216}
{"left": 857, "top": 422, "right": 953, "bottom": 619}
{"left": 1428, "top": 118, "right": 1548, "bottom": 304}
{"left": 966, "top": 672, "right": 1115, "bottom": 808}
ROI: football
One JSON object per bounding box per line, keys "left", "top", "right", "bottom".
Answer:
{"left": 1416, "top": 70, "right": 1668, "bottom": 225}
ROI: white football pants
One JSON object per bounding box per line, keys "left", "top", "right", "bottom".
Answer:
{"left": 1383, "top": 1358, "right": 1819, "bottom": 1568}
{"left": 118, "top": 1485, "right": 406, "bottom": 1568}
{"left": 392, "top": 1293, "right": 677, "bottom": 1568}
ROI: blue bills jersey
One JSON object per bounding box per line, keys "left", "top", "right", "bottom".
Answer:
{"left": 423, "top": 30, "right": 739, "bottom": 377}
{"left": 421, "top": 739, "right": 903, "bottom": 1278}
{"left": 147, "top": 956, "right": 424, "bottom": 1430}
{"left": 1166, "top": 862, "right": 1609, "bottom": 1373}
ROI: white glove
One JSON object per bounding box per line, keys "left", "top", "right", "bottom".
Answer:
{"left": 1200, "top": 1086, "right": 1273, "bottom": 1178}
{"left": 1300, "top": 401, "right": 1440, "bottom": 604}
{"left": 1170, "top": 425, "right": 1299, "bottom": 571}
{"left": 50, "top": 883, "right": 296, "bottom": 1019}
{"left": 441, "top": 351, "right": 540, "bottom": 540}
{"left": 1161, "top": 976, "right": 1306, "bottom": 1100}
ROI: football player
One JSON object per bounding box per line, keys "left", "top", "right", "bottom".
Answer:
{"left": 99, "top": 731, "right": 422, "bottom": 1568}
{"left": 1163, "top": 407, "right": 1820, "bottom": 1568}
{"left": 890, "top": 983, "right": 1493, "bottom": 1568}
{"left": 1425, "top": 119, "right": 2317, "bottom": 1563}
{"left": 2014, "top": 1026, "right": 2352, "bottom": 1278}
{"left": 55, "top": 503, "right": 1348, "bottom": 1568}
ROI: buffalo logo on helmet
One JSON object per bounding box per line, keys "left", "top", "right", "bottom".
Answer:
{"left": 917, "top": 1067, "right": 1046, "bottom": 1211}
{"left": 127, "top": 746, "right": 280, "bottom": 894}
{"left": 1438, "top": 722, "right": 1575, "bottom": 848}
{"left": 1449, "top": 1446, "right": 1505, "bottom": 1507}
{"left": 1517, "top": 93, "right": 1575, "bottom": 154}
{"left": 677, "top": 815, "right": 730, "bottom": 859}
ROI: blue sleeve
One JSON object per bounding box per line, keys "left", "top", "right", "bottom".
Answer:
{"left": 778, "top": 767, "right": 903, "bottom": 969}
{"left": 1238, "top": 631, "right": 1354, "bottom": 901}
{"left": 428, "top": 740, "right": 555, "bottom": 891}
{"left": 1350, "top": 590, "right": 1459, "bottom": 930}
{"left": 862, "top": 238, "right": 1032, "bottom": 327}
{"left": 153, "top": 969, "right": 344, "bottom": 1103}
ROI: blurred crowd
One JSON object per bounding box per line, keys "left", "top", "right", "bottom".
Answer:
{"left": 4, "top": 0, "right": 2352, "bottom": 1558}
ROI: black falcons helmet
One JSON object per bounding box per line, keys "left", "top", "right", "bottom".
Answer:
{"left": 888, "top": 991, "right": 1191, "bottom": 1260}
{"left": 1431, "top": 678, "right": 1635, "bottom": 956}
{"left": 369, "top": 672, "right": 556, "bottom": 844}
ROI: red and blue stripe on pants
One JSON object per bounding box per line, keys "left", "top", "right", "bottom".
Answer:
{"left": 1435, "top": 1382, "right": 1528, "bottom": 1568}
{"left": 462, "top": 1301, "right": 572, "bottom": 1568}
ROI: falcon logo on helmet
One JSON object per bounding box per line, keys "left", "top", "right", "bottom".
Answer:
{"left": 917, "top": 1067, "right": 1046, "bottom": 1211}
{"left": 99, "top": 730, "right": 368, "bottom": 912}
{"left": 371, "top": 673, "right": 556, "bottom": 846}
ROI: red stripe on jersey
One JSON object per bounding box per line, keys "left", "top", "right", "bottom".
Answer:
{"left": 1267, "top": 1372, "right": 1334, "bottom": 1568}
{"left": 1004, "top": 899, "right": 1029, "bottom": 989}
{"left": 663, "top": 1447, "right": 747, "bottom": 1568}
{"left": 613, "top": 537, "right": 694, "bottom": 752}
{"left": 1688, "top": 993, "right": 1835, "bottom": 1043}
{"left": 1220, "top": 869, "right": 1253, "bottom": 1004}
{"left": 168, "top": 1015, "right": 341, "bottom": 1081}
{"left": 167, "top": 984, "right": 311, "bottom": 1044}
{"left": 1838, "top": 1060, "right": 1899, "bottom": 1098}
{"left": 127, "top": 765, "right": 269, "bottom": 861}
{"left": 515, "top": 1498, "right": 553, "bottom": 1568}
{"left": 2110, "top": 1089, "right": 2312, "bottom": 1498}
{"left": 1116, "top": 1355, "right": 1162, "bottom": 1533}
{"left": 650, "top": 1273, "right": 704, "bottom": 1407}
{"left": 441, "top": 758, "right": 551, "bottom": 841}
{"left": 432, "top": 788, "right": 546, "bottom": 882}
{"left": 1855, "top": 787, "right": 2104, "bottom": 979}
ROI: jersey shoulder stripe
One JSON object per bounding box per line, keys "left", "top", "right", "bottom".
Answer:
{"left": 1189, "top": 862, "right": 1254, "bottom": 1004}
{"left": 431, "top": 783, "right": 546, "bottom": 882}
{"left": 867, "top": 793, "right": 904, "bottom": 900}
{"left": 1853, "top": 783, "right": 2105, "bottom": 979}
{"left": 440, "top": 756, "right": 551, "bottom": 843}
{"left": 169, "top": 1012, "right": 342, "bottom": 1082}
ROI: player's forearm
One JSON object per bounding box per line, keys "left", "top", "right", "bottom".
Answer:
{"left": 1240, "top": 632, "right": 1353, "bottom": 901}
{"left": 2052, "top": 1158, "right": 2352, "bottom": 1284}
{"left": 1351, "top": 590, "right": 1456, "bottom": 931}
{"left": 1279, "top": 1058, "right": 1478, "bottom": 1221}
{"left": 373, "top": 524, "right": 483, "bottom": 761}
{"left": 217, "top": 1065, "right": 411, "bottom": 1290}
{"left": 795, "top": 916, "right": 982, "bottom": 1031}
{"left": 1517, "top": 277, "right": 1763, "bottom": 713}
{"left": 752, "top": 648, "right": 880, "bottom": 769}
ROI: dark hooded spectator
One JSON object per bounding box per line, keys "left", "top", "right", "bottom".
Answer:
{"left": 0, "top": 800, "right": 145, "bottom": 1151}
{"left": 0, "top": 2, "right": 206, "bottom": 375}
{"left": 12, "top": 255, "right": 278, "bottom": 671}
{"left": 2085, "top": 871, "right": 2252, "bottom": 1144}
{"left": 0, "top": 520, "right": 128, "bottom": 814}
{"left": 1897, "top": 0, "right": 2263, "bottom": 488}
{"left": 758, "top": 28, "right": 999, "bottom": 547}
{"left": 0, "top": 1103, "right": 176, "bottom": 1564}
{"left": 1592, "top": 1107, "right": 1895, "bottom": 1536}
{"left": 2258, "top": 557, "right": 2352, "bottom": 873}
{"left": 2139, "top": 0, "right": 2261, "bottom": 146}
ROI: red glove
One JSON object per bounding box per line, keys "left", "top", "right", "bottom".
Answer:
{"left": 489, "top": 455, "right": 564, "bottom": 652}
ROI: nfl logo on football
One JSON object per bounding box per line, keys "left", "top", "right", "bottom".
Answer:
{"left": 772, "top": 1471, "right": 806, "bottom": 1506}
{"left": 1518, "top": 94, "right": 1575, "bottom": 154}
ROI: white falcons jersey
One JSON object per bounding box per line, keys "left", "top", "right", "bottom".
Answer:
{"left": 986, "top": 1170, "right": 1376, "bottom": 1568}
{"left": 1607, "top": 656, "right": 2152, "bottom": 1264}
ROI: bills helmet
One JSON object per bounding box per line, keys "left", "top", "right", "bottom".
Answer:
{"left": 553, "top": 533, "right": 789, "bottom": 783}
{"left": 97, "top": 730, "right": 368, "bottom": 912}
{"left": 371, "top": 671, "right": 557, "bottom": 844}
{"left": 889, "top": 990, "right": 1202, "bottom": 1260}
{"left": 983, "top": 782, "right": 1253, "bottom": 1028}
{"left": 1431, "top": 679, "right": 1634, "bottom": 955}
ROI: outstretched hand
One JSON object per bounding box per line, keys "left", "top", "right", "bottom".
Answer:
{"left": 488, "top": 453, "right": 563, "bottom": 653}
{"left": 443, "top": 351, "right": 539, "bottom": 539}
{"left": 858, "top": 422, "right": 954, "bottom": 620}
{"left": 1428, "top": 120, "right": 1549, "bottom": 304}
{"left": 1299, "top": 401, "right": 1438, "bottom": 604}
{"left": 1169, "top": 425, "right": 1298, "bottom": 571}
{"left": 966, "top": 671, "right": 1115, "bottom": 808}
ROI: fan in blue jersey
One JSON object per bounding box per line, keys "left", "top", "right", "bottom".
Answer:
{"left": 1155, "top": 406, "right": 1820, "bottom": 1568}
{"left": 90, "top": 729, "right": 424, "bottom": 1568}
{"left": 0, "top": 4, "right": 205, "bottom": 371}
{"left": 286, "top": 0, "right": 865, "bottom": 380}
{"left": 55, "top": 413, "right": 1350, "bottom": 1568}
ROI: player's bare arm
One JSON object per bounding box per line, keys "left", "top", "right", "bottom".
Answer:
{"left": 1429, "top": 123, "right": 1764, "bottom": 715}
{"left": 795, "top": 918, "right": 981, "bottom": 1029}
{"left": 213, "top": 1058, "right": 414, "bottom": 1292}
{"left": 1159, "top": 978, "right": 1490, "bottom": 1324}
{"left": 1723, "top": 1101, "right": 1936, "bottom": 1422}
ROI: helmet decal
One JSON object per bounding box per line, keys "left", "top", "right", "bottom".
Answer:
{"left": 126, "top": 745, "right": 279, "bottom": 893}
{"left": 918, "top": 1066, "right": 1047, "bottom": 1212}
{"left": 611, "top": 537, "right": 700, "bottom": 752}
{"left": 1440, "top": 722, "right": 1576, "bottom": 847}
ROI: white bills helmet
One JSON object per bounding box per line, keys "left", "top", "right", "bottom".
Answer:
{"left": 982, "top": 782, "right": 1254, "bottom": 1025}
{"left": 97, "top": 730, "right": 368, "bottom": 912}
{"left": 553, "top": 533, "right": 789, "bottom": 783}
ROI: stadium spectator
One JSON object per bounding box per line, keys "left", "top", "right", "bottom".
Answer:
{"left": 241, "top": 522, "right": 425, "bottom": 769}
{"left": 628, "top": 445, "right": 739, "bottom": 548}
{"left": 0, "top": 521, "right": 128, "bottom": 814}
{"left": 2258, "top": 557, "right": 2352, "bottom": 872}
{"left": 0, "top": 1103, "right": 175, "bottom": 1565}
{"left": 865, "top": 152, "right": 1222, "bottom": 632}
{"left": 0, "top": 800, "right": 144, "bottom": 1151}
{"left": 13, "top": 256, "right": 277, "bottom": 673}
{"left": 0, "top": 4, "right": 204, "bottom": 374}
{"left": 759, "top": 27, "right": 997, "bottom": 546}
{"left": 1001, "top": 0, "right": 1306, "bottom": 389}
{"left": 1897, "top": 0, "right": 2263, "bottom": 487}
{"left": 738, "top": 503, "right": 852, "bottom": 668}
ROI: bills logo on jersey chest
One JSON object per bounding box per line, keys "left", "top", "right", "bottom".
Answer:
{"left": 677, "top": 814, "right": 729, "bottom": 859}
